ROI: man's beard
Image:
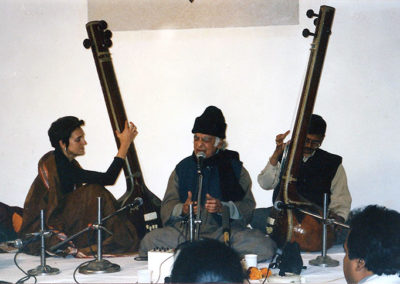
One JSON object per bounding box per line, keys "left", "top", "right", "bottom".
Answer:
{"left": 303, "top": 147, "right": 314, "bottom": 155}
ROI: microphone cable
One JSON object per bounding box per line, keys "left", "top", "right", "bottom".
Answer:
{"left": 261, "top": 252, "right": 279, "bottom": 284}
{"left": 14, "top": 248, "right": 38, "bottom": 284}
{"left": 154, "top": 253, "right": 174, "bottom": 283}
{"left": 73, "top": 259, "right": 94, "bottom": 284}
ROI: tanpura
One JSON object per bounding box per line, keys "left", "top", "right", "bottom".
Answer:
{"left": 266, "top": 6, "right": 337, "bottom": 252}
{"left": 83, "top": 21, "right": 162, "bottom": 239}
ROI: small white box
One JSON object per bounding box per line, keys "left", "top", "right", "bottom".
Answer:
{"left": 148, "top": 249, "right": 174, "bottom": 283}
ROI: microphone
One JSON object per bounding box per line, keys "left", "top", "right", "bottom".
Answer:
{"left": 50, "top": 198, "right": 145, "bottom": 252}
{"left": 274, "top": 201, "right": 296, "bottom": 211}
{"left": 126, "top": 197, "right": 143, "bottom": 209}
{"left": 196, "top": 152, "right": 206, "bottom": 170}
{"left": 2, "top": 235, "right": 41, "bottom": 249}
{"left": 221, "top": 206, "right": 230, "bottom": 246}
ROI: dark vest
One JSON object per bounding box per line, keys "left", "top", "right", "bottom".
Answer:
{"left": 273, "top": 149, "right": 342, "bottom": 207}
{"left": 175, "top": 150, "right": 245, "bottom": 205}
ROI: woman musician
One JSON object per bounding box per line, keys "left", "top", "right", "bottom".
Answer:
{"left": 20, "top": 116, "right": 140, "bottom": 256}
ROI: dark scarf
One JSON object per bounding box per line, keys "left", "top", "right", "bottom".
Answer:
{"left": 201, "top": 150, "right": 245, "bottom": 202}
{"left": 176, "top": 150, "right": 245, "bottom": 203}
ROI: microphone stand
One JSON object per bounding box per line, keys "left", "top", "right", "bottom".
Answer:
{"left": 49, "top": 200, "right": 141, "bottom": 252}
{"left": 79, "top": 197, "right": 120, "bottom": 274}
{"left": 295, "top": 207, "right": 349, "bottom": 229}
{"left": 189, "top": 203, "right": 195, "bottom": 242}
{"left": 309, "top": 193, "right": 340, "bottom": 267}
{"left": 275, "top": 200, "right": 349, "bottom": 229}
{"left": 28, "top": 210, "right": 60, "bottom": 276}
{"left": 194, "top": 162, "right": 203, "bottom": 241}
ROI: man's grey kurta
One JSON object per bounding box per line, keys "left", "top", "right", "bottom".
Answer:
{"left": 139, "top": 154, "right": 277, "bottom": 261}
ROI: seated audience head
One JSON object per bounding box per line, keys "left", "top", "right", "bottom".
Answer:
{"left": 343, "top": 205, "right": 400, "bottom": 284}
{"left": 170, "top": 238, "right": 245, "bottom": 283}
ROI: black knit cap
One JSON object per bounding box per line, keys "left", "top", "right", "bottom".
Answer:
{"left": 308, "top": 114, "right": 326, "bottom": 136}
{"left": 48, "top": 116, "right": 85, "bottom": 148}
{"left": 192, "top": 106, "right": 227, "bottom": 139}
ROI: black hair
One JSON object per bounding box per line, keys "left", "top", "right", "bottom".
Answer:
{"left": 347, "top": 205, "right": 400, "bottom": 276}
{"left": 308, "top": 114, "right": 326, "bottom": 136}
{"left": 170, "top": 238, "right": 245, "bottom": 283}
{"left": 48, "top": 116, "right": 85, "bottom": 149}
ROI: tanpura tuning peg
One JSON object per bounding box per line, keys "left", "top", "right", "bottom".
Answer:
{"left": 83, "top": 38, "right": 91, "bottom": 49}
{"left": 98, "top": 20, "right": 108, "bottom": 30}
{"left": 104, "top": 39, "right": 113, "bottom": 48}
{"left": 104, "top": 30, "right": 112, "bottom": 39}
{"left": 306, "top": 9, "right": 319, "bottom": 18}
{"left": 302, "top": 28, "right": 315, "bottom": 38}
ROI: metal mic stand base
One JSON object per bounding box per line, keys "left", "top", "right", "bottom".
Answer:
{"left": 309, "top": 194, "right": 340, "bottom": 268}
{"left": 28, "top": 265, "right": 60, "bottom": 276}
{"left": 309, "top": 255, "right": 339, "bottom": 267}
{"left": 79, "top": 259, "right": 121, "bottom": 274}
{"left": 27, "top": 209, "right": 61, "bottom": 276}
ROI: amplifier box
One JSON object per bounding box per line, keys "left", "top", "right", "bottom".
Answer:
{"left": 148, "top": 248, "right": 174, "bottom": 283}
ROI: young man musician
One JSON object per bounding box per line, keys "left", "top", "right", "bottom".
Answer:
{"left": 251, "top": 114, "right": 352, "bottom": 242}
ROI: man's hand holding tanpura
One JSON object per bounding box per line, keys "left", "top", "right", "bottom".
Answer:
{"left": 205, "top": 193, "right": 223, "bottom": 214}
{"left": 182, "top": 191, "right": 198, "bottom": 216}
{"left": 270, "top": 130, "right": 290, "bottom": 166}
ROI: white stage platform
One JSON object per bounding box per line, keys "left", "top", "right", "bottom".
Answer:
{"left": 0, "top": 246, "right": 347, "bottom": 283}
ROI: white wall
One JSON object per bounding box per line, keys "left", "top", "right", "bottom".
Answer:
{"left": 1, "top": 0, "right": 399, "bottom": 214}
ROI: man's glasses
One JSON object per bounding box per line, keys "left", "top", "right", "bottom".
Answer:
{"left": 305, "top": 138, "right": 322, "bottom": 148}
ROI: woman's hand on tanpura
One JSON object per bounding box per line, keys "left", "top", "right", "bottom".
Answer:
{"left": 116, "top": 121, "right": 138, "bottom": 159}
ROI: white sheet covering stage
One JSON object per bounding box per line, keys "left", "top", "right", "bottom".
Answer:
{"left": 0, "top": 246, "right": 347, "bottom": 283}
